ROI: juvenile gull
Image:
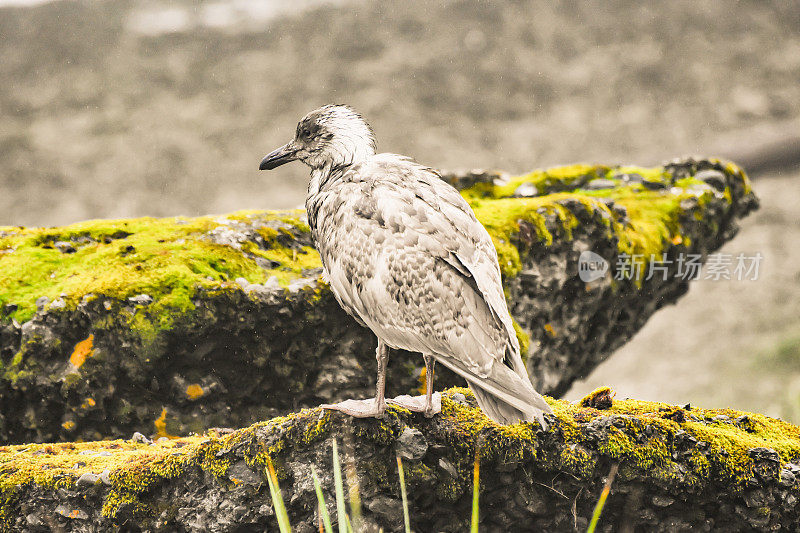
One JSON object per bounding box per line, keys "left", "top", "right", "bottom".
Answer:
{"left": 259, "top": 105, "right": 553, "bottom": 427}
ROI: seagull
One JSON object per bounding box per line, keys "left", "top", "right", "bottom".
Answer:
{"left": 259, "top": 105, "right": 553, "bottom": 427}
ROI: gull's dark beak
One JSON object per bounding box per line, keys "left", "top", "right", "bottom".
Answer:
{"left": 259, "top": 143, "right": 297, "bottom": 170}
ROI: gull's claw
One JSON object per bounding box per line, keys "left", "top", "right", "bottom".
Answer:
{"left": 387, "top": 392, "right": 442, "bottom": 417}
{"left": 321, "top": 398, "right": 387, "bottom": 418}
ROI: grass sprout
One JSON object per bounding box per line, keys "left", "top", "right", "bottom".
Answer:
{"left": 586, "top": 463, "right": 619, "bottom": 533}
{"left": 396, "top": 456, "right": 411, "bottom": 533}
{"left": 311, "top": 466, "right": 334, "bottom": 533}
{"left": 471, "top": 453, "right": 480, "bottom": 533}
{"left": 332, "top": 440, "right": 348, "bottom": 533}
{"left": 265, "top": 455, "right": 292, "bottom": 533}
{"left": 267, "top": 437, "right": 487, "bottom": 532}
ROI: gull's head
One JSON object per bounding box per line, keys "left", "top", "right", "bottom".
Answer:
{"left": 259, "top": 105, "right": 376, "bottom": 172}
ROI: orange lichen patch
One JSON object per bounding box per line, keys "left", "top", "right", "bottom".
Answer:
{"left": 81, "top": 398, "right": 96, "bottom": 409}
{"left": 62, "top": 420, "right": 76, "bottom": 431}
{"left": 185, "top": 384, "right": 204, "bottom": 401}
{"left": 671, "top": 235, "right": 683, "bottom": 245}
{"left": 154, "top": 408, "right": 177, "bottom": 439}
{"left": 69, "top": 335, "right": 95, "bottom": 368}
{"left": 544, "top": 323, "right": 557, "bottom": 337}
{"left": 417, "top": 367, "right": 428, "bottom": 395}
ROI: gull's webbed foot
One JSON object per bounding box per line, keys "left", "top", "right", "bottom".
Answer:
{"left": 321, "top": 398, "right": 387, "bottom": 418}
{"left": 387, "top": 392, "right": 442, "bottom": 417}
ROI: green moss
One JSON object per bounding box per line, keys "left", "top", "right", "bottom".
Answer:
{"left": 2, "top": 388, "right": 798, "bottom": 528}
{"left": 462, "top": 164, "right": 609, "bottom": 201}
{"left": 578, "top": 386, "right": 615, "bottom": 409}
{"left": 438, "top": 388, "right": 800, "bottom": 493}
{"left": 469, "top": 195, "right": 587, "bottom": 278}
{"left": 0, "top": 210, "right": 321, "bottom": 326}
{"left": 1, "top": 162, "right": 746, "bottom": 329}
{"left": 558, "top": 443, "right": 596, "bottom": 479}
{"left": 459, "top": 163, "right": 734, "bottom": 282}
{"left": 512, "top": 320, "right": 531, "bottom": 364}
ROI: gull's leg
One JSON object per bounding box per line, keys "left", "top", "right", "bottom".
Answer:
{"left": 374, "top": 339, "right": 389, "bottom": 410}
{"left": 387, "top": 353, "right": 441, "bottom": 416}
{"left": 321, "top": 339, "right": 388, "bottom": 418}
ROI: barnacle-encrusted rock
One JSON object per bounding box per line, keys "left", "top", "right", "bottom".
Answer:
{"left": 0, "top": 158, "right": 758, "bottom": 443}
{"left": 1, "top": 389, "right": 798, "bottom": 532}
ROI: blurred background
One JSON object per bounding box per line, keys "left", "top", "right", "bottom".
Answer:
{"left": 1, "top": 0, "right": 799, "bottom": 420}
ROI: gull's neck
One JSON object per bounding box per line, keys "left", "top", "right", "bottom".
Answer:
{"left": 306, "top": 148, "right": 371, "bottom": 198}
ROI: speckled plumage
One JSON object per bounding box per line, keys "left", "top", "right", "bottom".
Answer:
{"left": 260, "top": 105, "right": 552, "bottom": 426}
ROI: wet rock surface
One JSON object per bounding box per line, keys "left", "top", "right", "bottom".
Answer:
{"left": 0, "top": 159, "right": 758, "bottom": 444}
{"left": 1, "top": 390, "right": 798, "bottom": 532}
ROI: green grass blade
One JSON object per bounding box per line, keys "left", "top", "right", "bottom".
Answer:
{"left": 471, "top": 454, "right": 479, "bottom": 533}
{"left": 344, "top": 449, "right": 363, "bottom": 533}
{"left": 311, "top": 466, "right": 334, "bottom": 533}
{"left": 396, "top": 456, "right": 411, "bottom": 533}
{"left": 265, "top": 456, "right": 292, "bottom": 533}
{"left": 345, "top": 513, "right": 355, "bottom": 533}
{"left": 332, "top": 440, "right": 348, "bottom": 533}
{"left": 586, "top": 463, "right": 619, "bottom": 533}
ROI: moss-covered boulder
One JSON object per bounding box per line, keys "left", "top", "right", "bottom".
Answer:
{"left": 0, "top": 157, "right": 758, "bottom": 444}
{"left": 1, "top": 389, "right": 798, "bottom": 532}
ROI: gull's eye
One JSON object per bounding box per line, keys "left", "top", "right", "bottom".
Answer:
{"left": 298, "top": 123, "right": 320, "bottom": 141}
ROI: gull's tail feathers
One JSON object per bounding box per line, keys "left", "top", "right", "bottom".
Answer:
{"left": 469, "top": 384, "right": 549, "bottom": 428}
{"left": 433, "top": 353, "right": 553, "bottom": 429}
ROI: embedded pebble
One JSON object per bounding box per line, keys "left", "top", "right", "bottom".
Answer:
{"left": 438, "top": 458, "right": 458, "bottom": 477}
{"left": 54, "top": 241, "right": 76, "bottom": 254}
{"left": 651, "top": 495, "right": 674, "bottom": 507}
{"left": 35, "top": 296, "right": 50, "bottom": 311}
{"left": 131, "top": 432, "right": 151, "bottom": 444}
{"left": 585, "top": 179, "right": 617, "bottom": 190}
{"left": 128, "top": 294, "right": 153, "bottom": 306}
{"left": 513, "top": 182, "right": 538, "bottom": 197}
{"left": 642, "top": 179, "right": 667, "bottom": 190}
{"left": 779, "top": 469, "right": 796, "bottom": 487}
{"left": 367, "top": 496, "right": 404, "bottom": 523}
{"left": 696, "top": 169, "right": 727, "bottom": 191}
{"left": 396, "top": 427, "right": 427, "bottom": 460}
{"left": 618, "top": 173, "right": 644, "bottom": 183}
{"left": 55, "top": 504, "right": 89, "bottom": 520}
{"left": 288, "top": 278, "right": 316, "bottom": 293}
{"left": 76, "top": 472, "right": 101, "bottom": 487}
{"left": 228, "top": 461, "right": 262, "bottom": 485}
{"left": 450, "top": 392, "right": 468, "bottom": 406}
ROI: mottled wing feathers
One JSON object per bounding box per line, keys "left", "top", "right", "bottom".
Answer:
{"left": 381, "top": 157, "right": 525, "bottom": 372}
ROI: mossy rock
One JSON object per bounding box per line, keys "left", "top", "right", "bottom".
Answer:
{"left": 1, "top": 389, "right": 798, "bottom": 532}
{"left": 0, "top": 158, "right": 758, "bottom": 444}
